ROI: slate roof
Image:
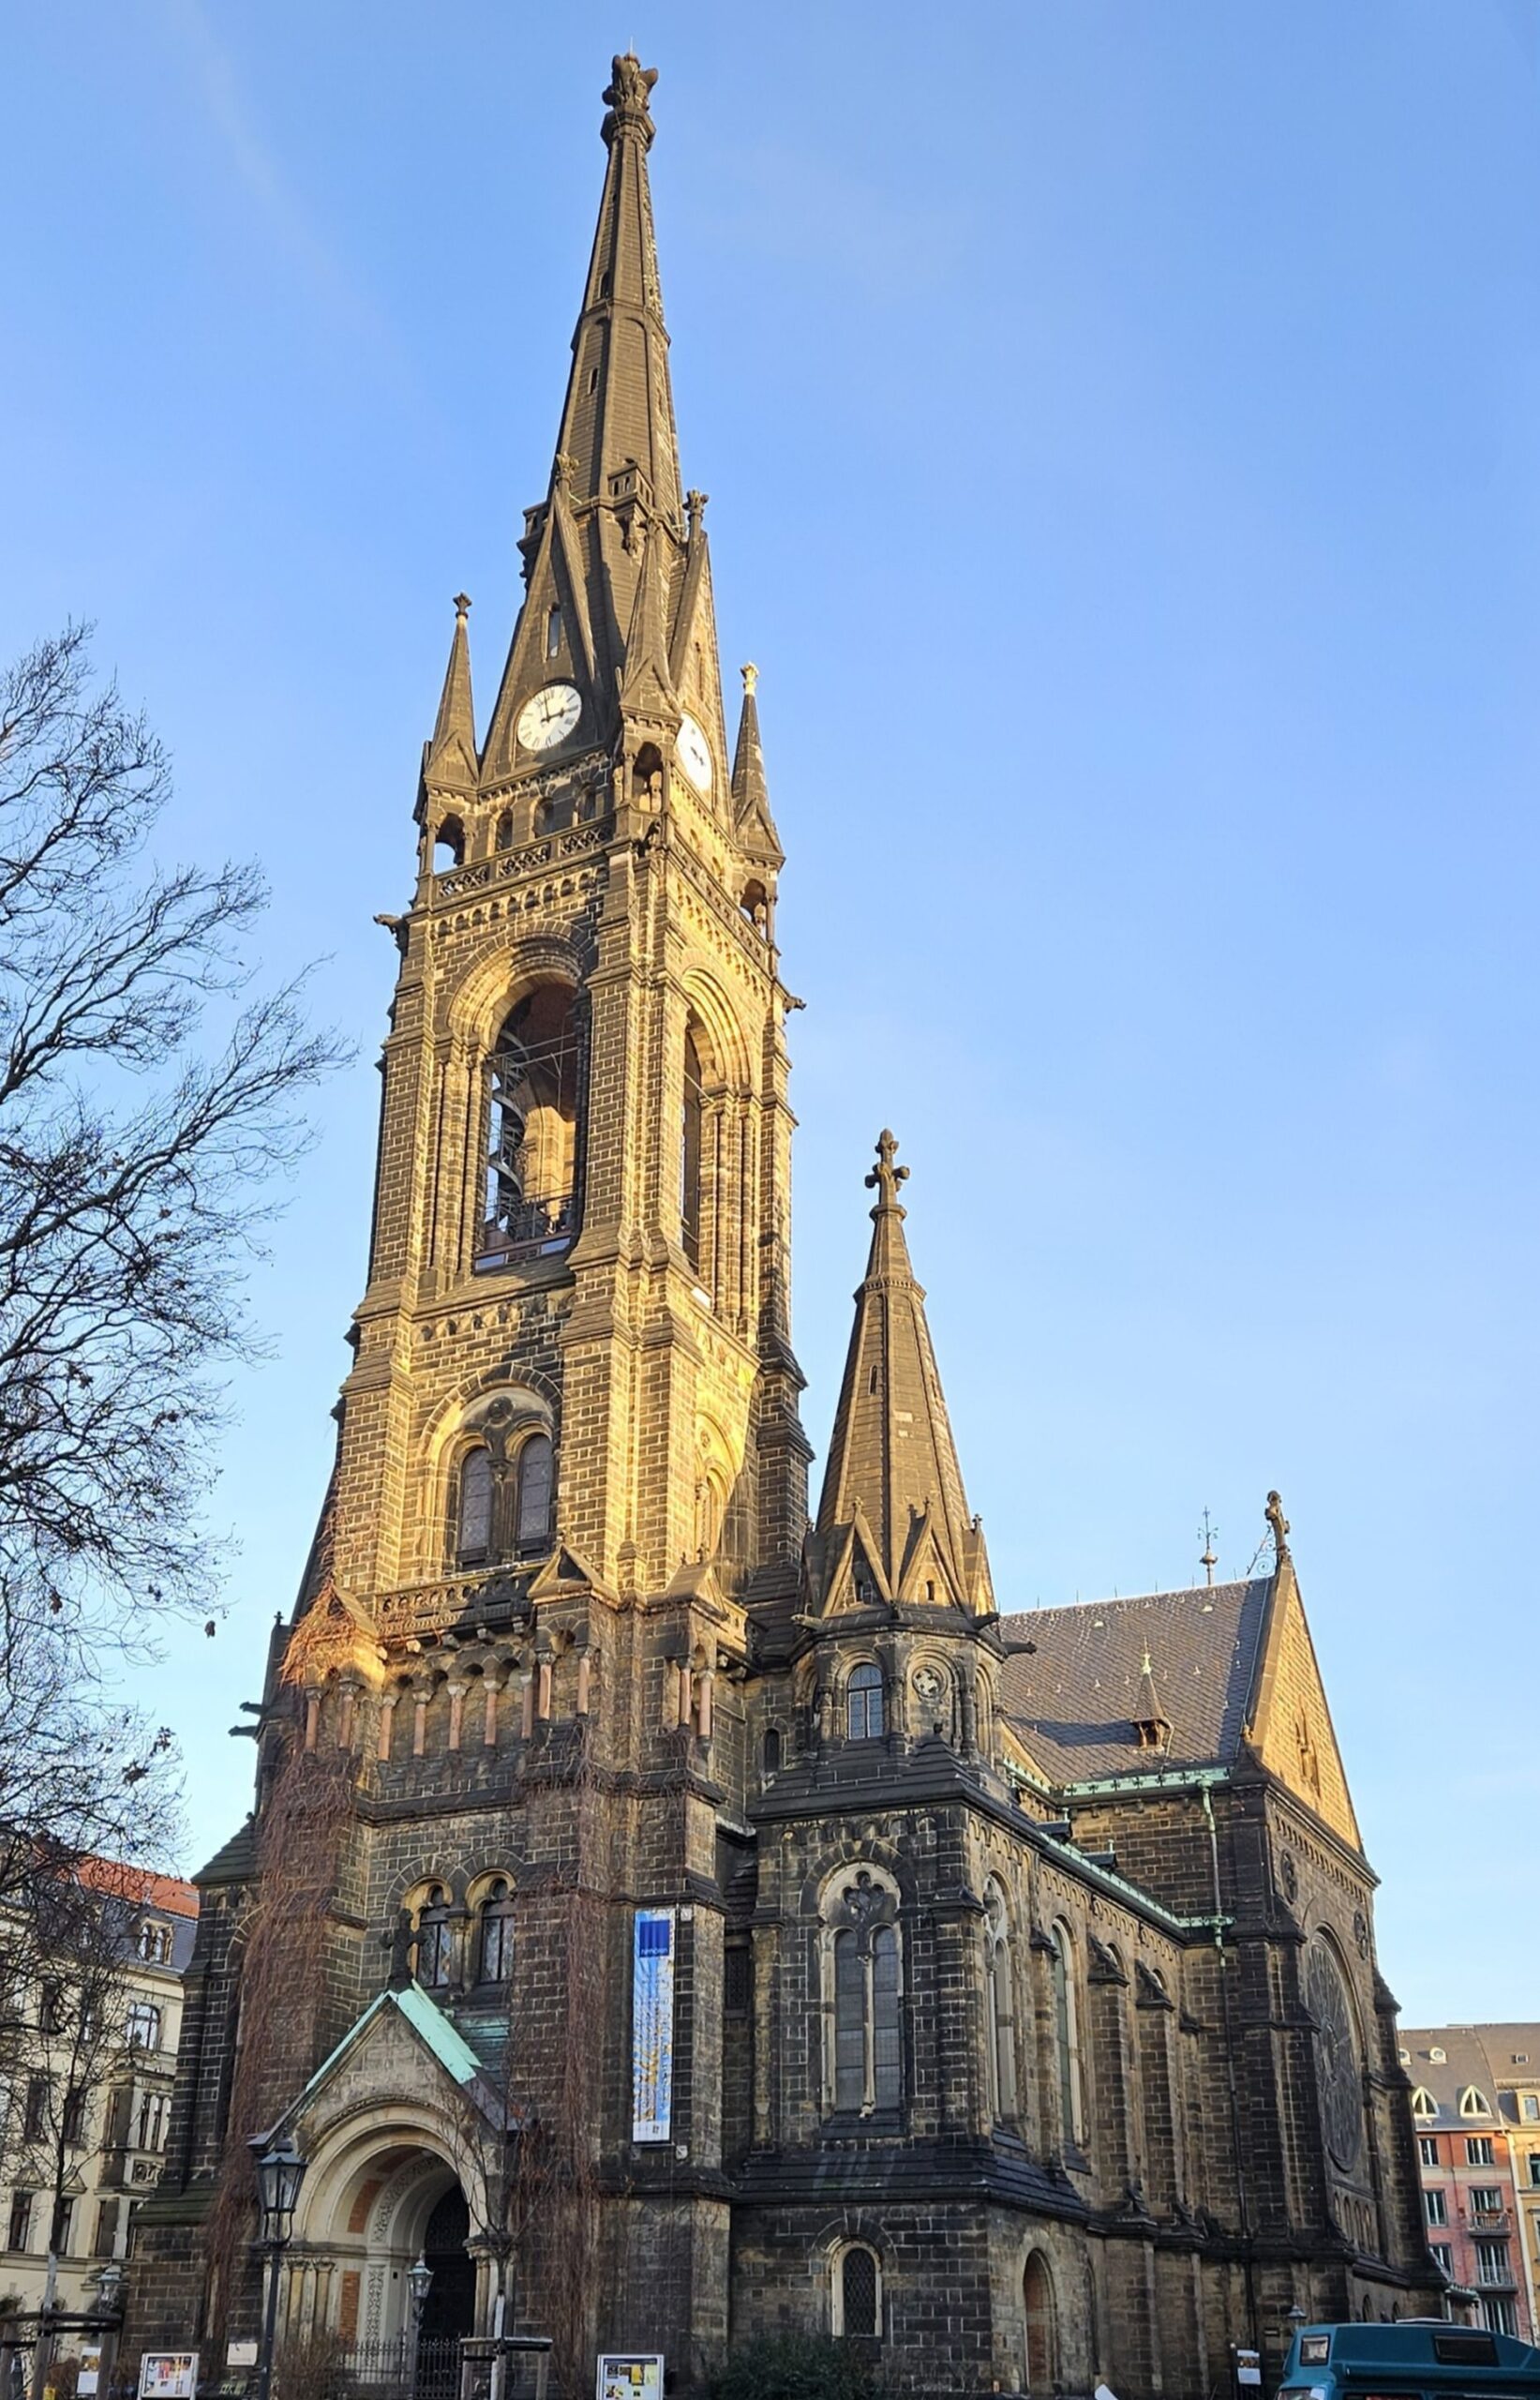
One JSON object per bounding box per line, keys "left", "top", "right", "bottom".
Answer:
{"left": 1399, "top": 2026, "right": 1540, "bottom": 2126}
{"left": 998, "top": 1579, "right": 1271, "bottom": 1781}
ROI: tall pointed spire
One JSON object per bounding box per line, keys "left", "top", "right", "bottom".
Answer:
{"left": 554, "top": 52, "right": 682, "bottom": 531}
{"left": 810, "top": 1134, "right": 992, "bottom": 1613}
{"left": 731, "top": 664, "right": 784, "bottom": 869}
{"left": 423, "top": 593, "right": 477, "bottom": 793}
{"left": 484, "top": 54, "right": 709, "bottom": 783}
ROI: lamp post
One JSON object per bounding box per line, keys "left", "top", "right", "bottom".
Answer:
{"left": 405, "top": 2256, "right": 433, "bottom": 2375}
{"left": 250, "top": 2134, "right": 307, "bottom": 2400}
{"left": 91, "top": 2261, "right": 125, "bottom": 2400}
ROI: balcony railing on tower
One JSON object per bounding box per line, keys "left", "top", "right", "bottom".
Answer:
{"left": 475, "top": 1004, "right": 582, "bottom": 1269}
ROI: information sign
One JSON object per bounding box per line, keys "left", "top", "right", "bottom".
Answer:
{"left": 596, "top": 2358, "right": 664, "bottom": 2400}
{"left": 138, "top": 2356, "right": 199, "bottom": 2400}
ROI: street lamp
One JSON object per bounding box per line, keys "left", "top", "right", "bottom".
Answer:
{"left": 91, "top": 2261, "right": 126, "bottom": 2400}
{"left": 406, "top": 2258, "right": 433, "bottom": 2329}
{"left": 250, "top": 2134, "right": 307, "bottom": 2400}
{"left": 91, "top": 2264, "right": 124, "bottom": 2318}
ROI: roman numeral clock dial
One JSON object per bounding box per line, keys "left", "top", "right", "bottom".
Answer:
{"left": 516, "top": 682, "right": 582, "bottom": 753}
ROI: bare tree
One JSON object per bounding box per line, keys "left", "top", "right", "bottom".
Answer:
{"left": 0, "top": 1635, "right": 182, "bottom": 1920}
{"left": 0, "top": 622, "right": 347, "bottom": 1658}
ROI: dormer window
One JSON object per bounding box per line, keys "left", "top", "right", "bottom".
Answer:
{"left": 1411, "top": 2086, "right": 1439, "bottom": 2119}
{"left": 136, "top": 1922, "right": 171, "bottom": 1965}
{"left": 1459, "top": 2085, "right": 1491, "bottom": 2118}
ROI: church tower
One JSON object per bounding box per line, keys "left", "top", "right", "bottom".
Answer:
{"left": 130, "top": 52, "right": 808, "bottom": 2386}
{"left": 350, "top": 46, "right": 804, "bottom": 1618}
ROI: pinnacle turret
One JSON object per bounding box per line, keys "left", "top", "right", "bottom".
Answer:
{"left": 731, "top": 664, "right": 784, "bottom": 869}
{"left": 808, "top": 1134, "right": 993, "bottom": 1615}
{"left": 422, "top": 593, "right": 477, "bottom": 795}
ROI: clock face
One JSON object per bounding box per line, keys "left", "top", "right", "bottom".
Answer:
{"left": 1306, "top": 1941, "right": 1363, "bottom": 2172}
{"left": 677, "top": 712, "right": 713, "bottom": 794}
{"left": 516, "top": 683, "right": 581, "bottom": 754}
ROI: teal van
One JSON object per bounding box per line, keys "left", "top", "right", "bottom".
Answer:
{"left": 1278, "top": 2323, "right": 1540, "bottom": 2400}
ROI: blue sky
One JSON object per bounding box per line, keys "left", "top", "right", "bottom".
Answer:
{"left": 3, "top": 3, "right": 1537, "bottom": 2024}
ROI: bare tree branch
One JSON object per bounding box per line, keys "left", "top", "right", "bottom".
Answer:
{"left": 0, "top": 624, "right": 350, "bottom": 1653}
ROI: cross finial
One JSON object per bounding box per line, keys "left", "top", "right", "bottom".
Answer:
{"left": 1199, "top": 1508, "right": 1218, "bottom": 1587}
{"left": 865, "top": 1128, "right": 910, "bottom": 1208}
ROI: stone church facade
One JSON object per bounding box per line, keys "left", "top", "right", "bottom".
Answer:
{"left": 125, "top": 54, "right": 1440, "bottom": 2400}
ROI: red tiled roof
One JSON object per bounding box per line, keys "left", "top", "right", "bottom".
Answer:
{"left": 77, "top": 1855, "right": 199, "bottom": 1917}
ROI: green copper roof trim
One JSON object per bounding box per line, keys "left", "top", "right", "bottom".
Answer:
{"left": 1030, "top": 1821, "right": 1230, "bottom": 1940}
{"left": 278, "top": 1983, "right": 486, "bottom": 2130}
{"left": 1061, "top": 1765, "right": 1232, "bottom": 1798}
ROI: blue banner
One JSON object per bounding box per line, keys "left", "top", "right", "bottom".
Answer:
{"left": 631, "top": 1908, "right": 676, "bottom": 2141}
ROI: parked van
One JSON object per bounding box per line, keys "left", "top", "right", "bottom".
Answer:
{"left": 1278, "top": 2322, "right": 1540, "bottom": 2400}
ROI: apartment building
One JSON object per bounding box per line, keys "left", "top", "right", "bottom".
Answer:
{"left": 1401, "top": 2024, "right": 1539, "bottom": 2339}
{"left": 0, "top": 1862, "right": 197, "bottom": 2330}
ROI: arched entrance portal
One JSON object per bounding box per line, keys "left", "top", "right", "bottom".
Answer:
{"left": 287, "top": 2131, "right": 487, "bottom": 2365}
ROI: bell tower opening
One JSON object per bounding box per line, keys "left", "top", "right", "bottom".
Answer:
{"left": 479, "top": 983, "right": 584, "bottom": 1268}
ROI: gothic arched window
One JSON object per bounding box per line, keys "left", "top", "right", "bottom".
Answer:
{"left": 516, "top": 1432, "right": 554, "bottom": 1548}
{"left": 845, "top": 1662, "right": 884, "bottom": 1742}
{"left": 823, "top": 1868, "right": 903, "bottom": 2117}
{"left": 481, "top": 985, "right": 582, "bottom": 1267}
{"left": 834, "top": 2243, "right": 881, "bottom": 2340}
{"left": 476, "top": 1880, "right": 515, "bottom": 1984}
{"left": 984, "top": 1882, "right": 1016, "bottom": 2121}
{"left": 762, "top": 1726, "right": 783, "bottom": 1779}
{"left": 680, "top": 1023, "right": 705, "bottom": 1273}
{"left": 456, "top": 1448, "right": 493, "bottom": 1564}
{"left": 1049, "top": 1920, "right": 1083, "bottom": 2147}
{"left": 415, "top": 1885, "right": 453, "bottom": 1988}
{"left": 546, "top": 606, "right": 562, "bottom": 659}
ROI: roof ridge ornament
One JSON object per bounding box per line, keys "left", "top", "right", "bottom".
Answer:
{"left": 603, "top": 52, "right": 658, "bottom": 149}
{"left": 1265, "top": 1489, "right": 1291, "bottom": 1563}
{"left": 865, "top": 1128, "right": 909, "bottom": 1215}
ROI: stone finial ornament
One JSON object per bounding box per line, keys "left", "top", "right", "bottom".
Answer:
{"left": 1265, "top": 1489, "right": 1290, "bottom": 1560}
{"left": 740, "top": 662, "right": 759, "bottom": 697}
{"left": 865, "top": 1128, "right": 910, "bottom": 1209}
{"left": 603, "top": 52, "right": 659, "bottom": 146}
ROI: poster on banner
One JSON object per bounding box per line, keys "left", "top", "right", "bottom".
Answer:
{"left": 630, "top": 1907, "right": 675, "bottom": 2141}
{"left": 596, "top": 2357, "right": 664, "bottom": 2400}
{"left": 138, "top": 2356, "right": 199, "bottom": 2400}
{"left": 76, "top": 2348, "right": 102, "bottom": 2396}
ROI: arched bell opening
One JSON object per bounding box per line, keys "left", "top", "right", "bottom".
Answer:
{"left": 478, "top": 982, "right": 586, "bottom": 1268}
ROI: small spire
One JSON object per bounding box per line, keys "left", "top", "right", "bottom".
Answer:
{"left": 425, "top": 592, "right": 476, "bottom": 789}
{"left": 811, "top": 1130, "right": 982, "bottom": 1612}
{"left": 1199, "top": 1507, "right": 1218, "bottom": 1587}
{"left": 1134, "top": 1649, "right": 1171, "bottom": 1751}
{"left": 731, "top": 662, "right": 784, "bottom": 867}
